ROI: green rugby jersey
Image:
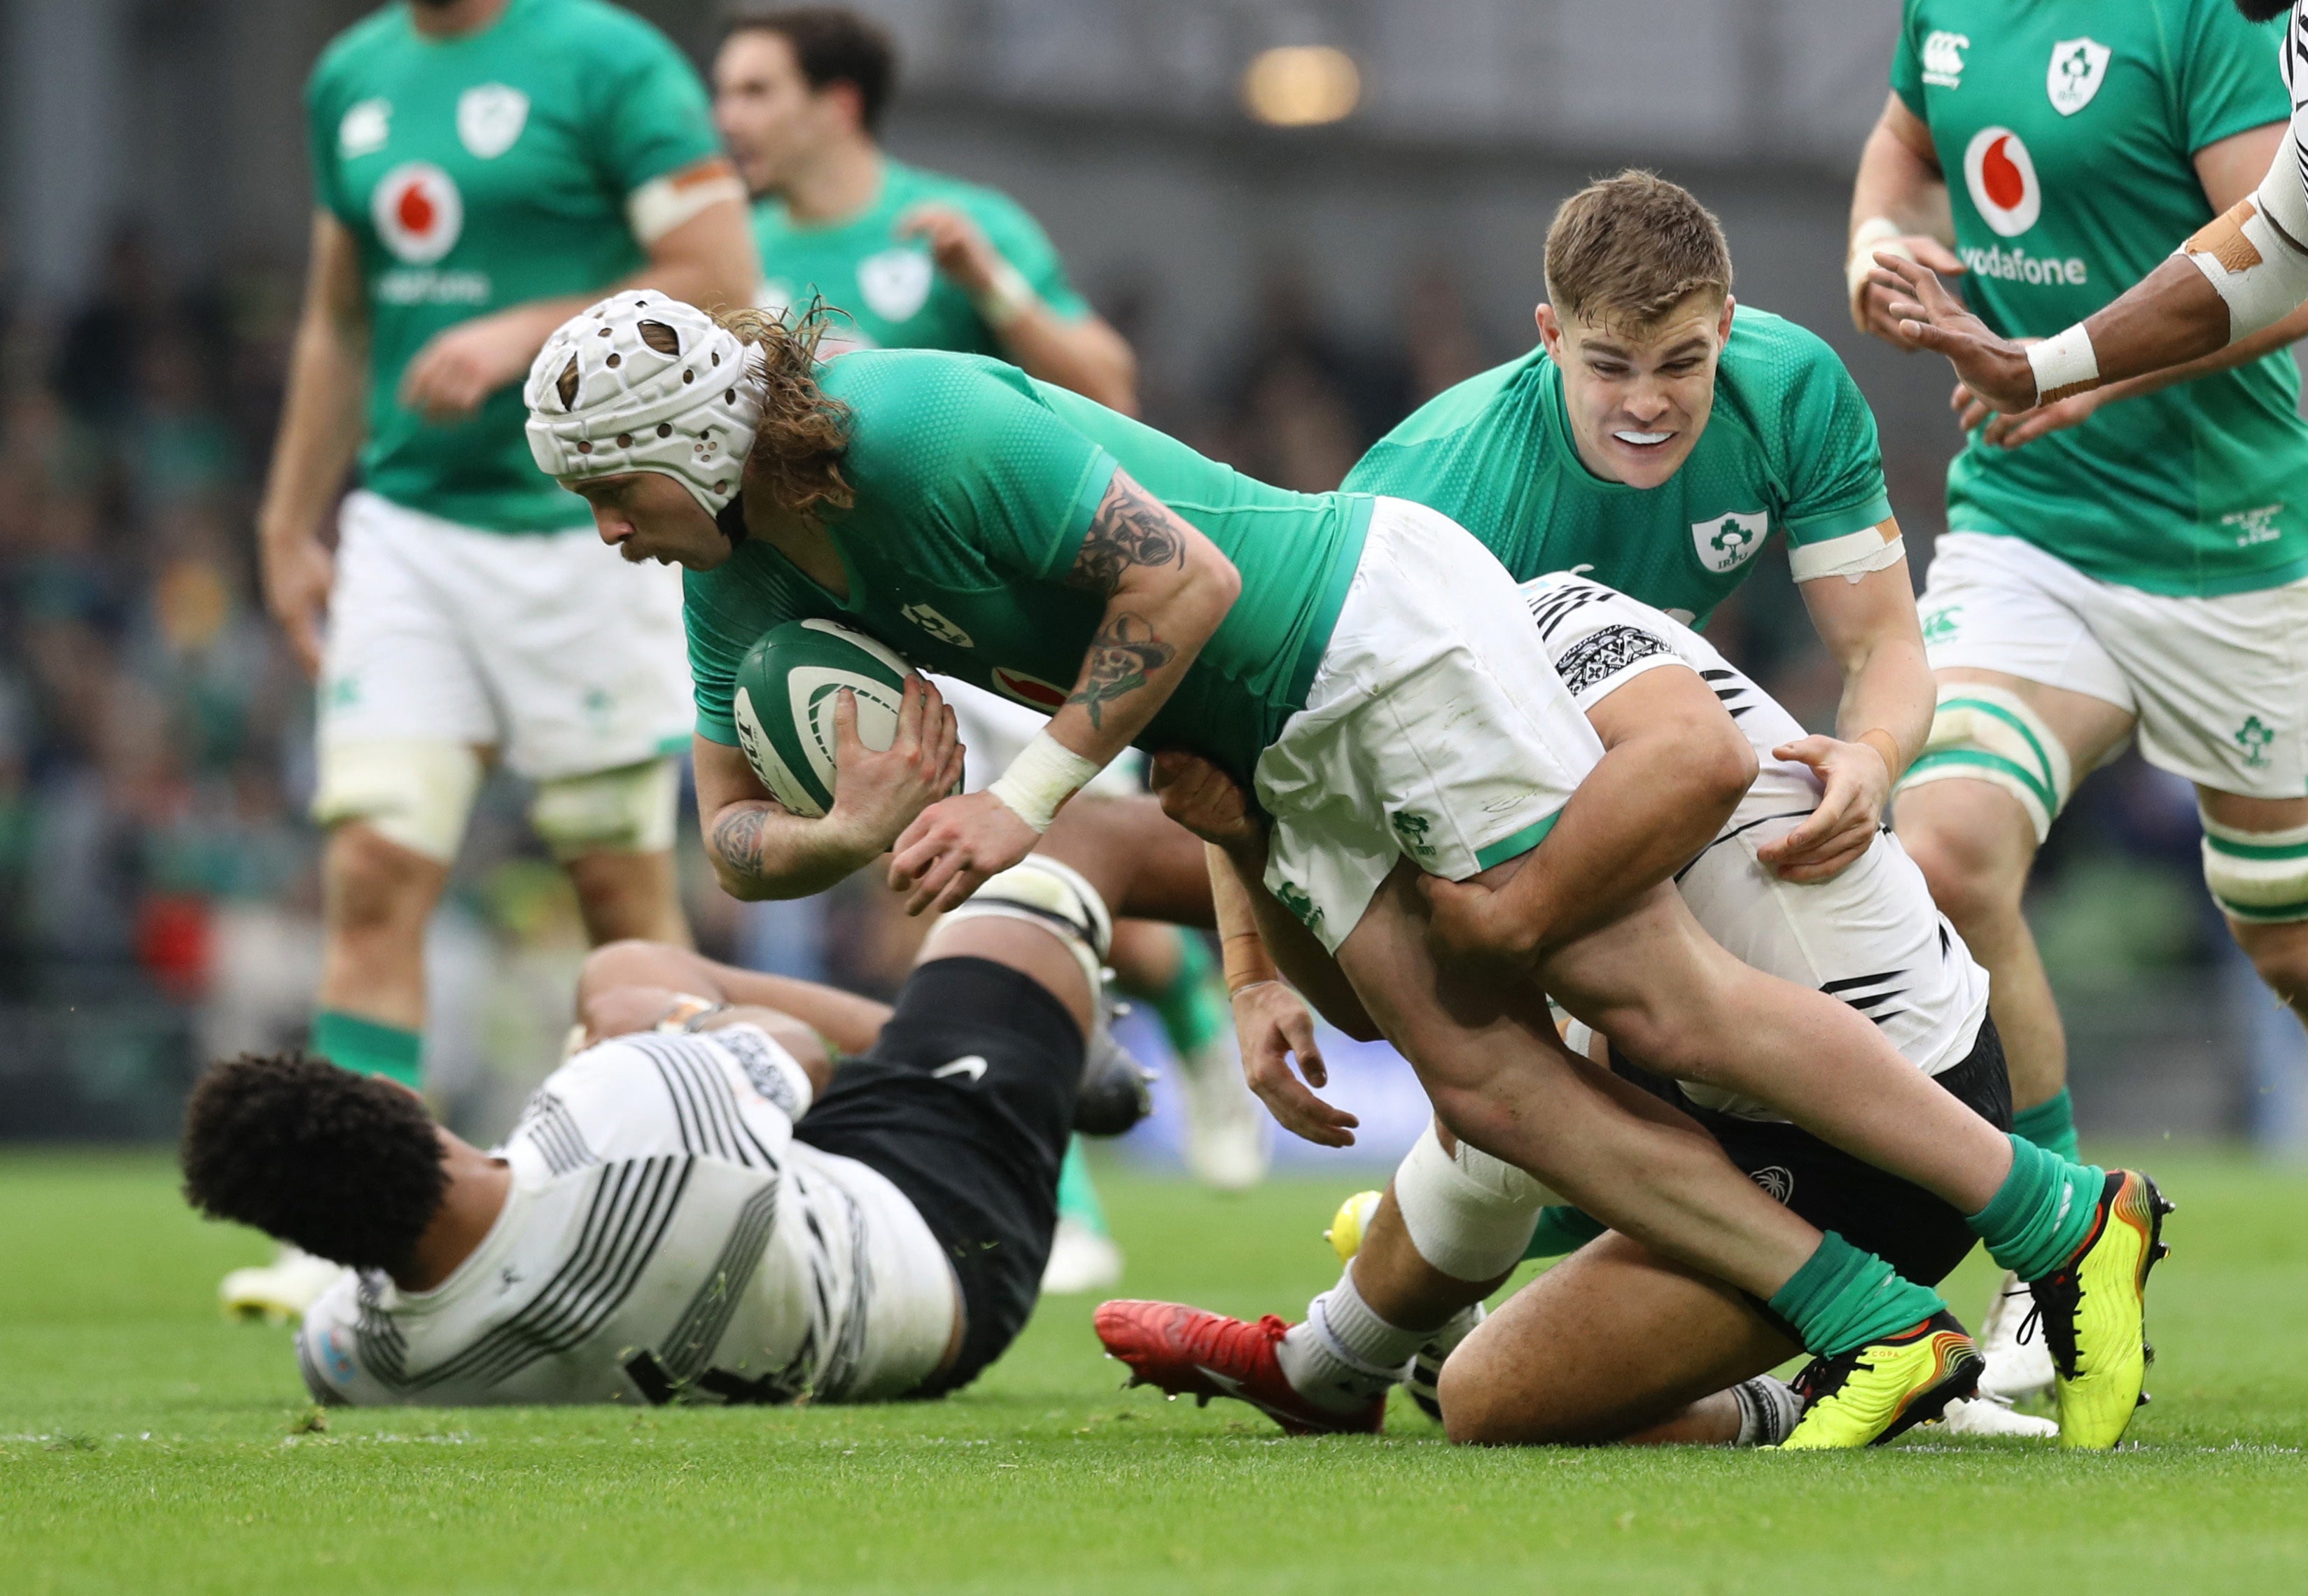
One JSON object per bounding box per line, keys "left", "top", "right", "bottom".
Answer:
{"left": 753, "top": 160, "right": 1093, "bottom": 355}
{"left": 685, "top": 350, "right": 1371, "bottom": 784}
{"left": 1343, "top": 307, "right": 1891, "bottom": 626}
{"left": 307, "top": 0, "right": 724, "bottom": 531}
{"left": 1893, "top": 0, "right": 2308, "bottom": 596}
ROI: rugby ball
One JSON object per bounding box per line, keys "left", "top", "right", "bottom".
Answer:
{"left": 732, "top": 619, "right": 917, "bottom": 818}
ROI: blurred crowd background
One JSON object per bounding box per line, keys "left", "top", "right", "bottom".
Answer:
{"left": 0, "top": 0, "right": 2301, "bottom": 1154}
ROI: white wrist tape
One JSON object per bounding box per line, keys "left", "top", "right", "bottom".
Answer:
{"left": 2027, "top": 324, "right": 2100, "bottom": 404}
{"left": 1846, "top": 216, "right": 1914, "bottom": 304}
{"left": 2178, "top": 121, "right": 2308, "bottom": 345}
{"left": 986, "top": 728, "right": 1102, "bottom": 832}
{"left": 972, "top": 260, "right": 1040, "bottom": 329}
{"left": 1392, "top": 1121, "right": 1558, "bottom": 1282}
{"left": 1787, "top": 526, "right": 1907, "bottom": 585}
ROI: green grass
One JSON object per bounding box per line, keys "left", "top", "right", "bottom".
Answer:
{"left": 4, "top": 1149, "right": 2304, "bottom": 1594}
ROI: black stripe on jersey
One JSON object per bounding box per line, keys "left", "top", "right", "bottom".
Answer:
{"left": 1556, "top": 624, "right": 1672, "bottom": 698}
{"left": 352, "top": 1271, "right": 410, "bottom": 1387}
{"left": 1821, "top": 969, "right": 1910, "bottom": 1029}
{"left": 810, "top": 1186, "right": 876, "bottom": 1403}
{"left": 515, "top": 1091, "right": 596, "bottom": 1176}
{"left": 1524, "top": 578, "right": 1615, "bottom": 645}
{"left": 1673, "top": 809, "right": 1819, "bottom": 883}
{"left": 392, "top": 1155, "right": 694, "bottom": 1394}
{"left": 627, "top": 1034, "right": 782, "bottom": 1170}
{"left": 660, "top": 1179, "right": 783, "bottom": 1387}
{"left": 297, "top": 1331, "right": 345, "bottom": 1406}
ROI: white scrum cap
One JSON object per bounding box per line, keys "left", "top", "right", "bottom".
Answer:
{"left": 523, "top": 293, "right": 762, "bottom": 514}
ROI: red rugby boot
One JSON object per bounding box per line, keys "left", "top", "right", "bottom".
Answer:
{"left": 1093, "top": 1298, "right": 1385, "bottom": 1436}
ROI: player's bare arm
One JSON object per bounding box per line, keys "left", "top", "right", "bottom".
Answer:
{"left": 256, "top": 211, "right": 369, "bottom": 679}
{"left": 1756, "top": 543, "right": 1929, "bottom": 882}
{"left": 1422, "top": 666, "right": 1756, "bottom": 965}
{"left": 897, "top": 203, "right": 1140, "bottom": 414}
{"left": 575, "top": 938, "right": 892, "bottom": 1056}
{"left": 401, "top": 176, "right": 758, "bottom": 424}
{"left": 699, "top": 675, "right": 963, "bottom": 901}
{"left": 889, "top": 470, "right": 1242, "bottom": 916}
{"left": 1870, "top": 114, "right": 2308, "bottom": 416}
{"left": 1847, "top": 91, "right": 1964, "bottom": 348}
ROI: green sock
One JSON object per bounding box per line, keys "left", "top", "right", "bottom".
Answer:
{"left": 2011, "top": 1087, "right": 2081, "bottom": 1163}
{"left": 1768, "top": 1231, "right": 1948, "bottom": 1357}
{"left": 312, "top": 1010, "right": 423, "bottom": 1089}
{"left": 1139, "top": 933, "right": 1231, "bottom": 1061}
{"left": 1969, "top": 1133, "right": 2104, "bottom": 1282}
{"left": 1055, "top": 1138, "right": 1110, "bottom": 1237}
{"left": 1522, "top": 1205, "right": 1607, "bottom": 1261}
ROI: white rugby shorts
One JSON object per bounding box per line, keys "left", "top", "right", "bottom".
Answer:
{"left": 1918, "top": 531, "right": 2308, "bottom": 802}
{"left": 318, "top": 489, "right": 692, "bottom": 782}
{"left": 1253, "top": 498, "right": 1604, "bottom": 953}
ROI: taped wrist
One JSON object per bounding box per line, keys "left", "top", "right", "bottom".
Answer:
{"left": 1392, "top": 1121, "right": 1555, "bottom": 1282}
{"left": 987, "top": 729, "right": 1102, "bottom": 832}
{"left": 2178, "top": 116, "right": 2308, "bottom": 345}
{"left": 2027, "top": 324, "right": 2100, "bottom": 404}
{"left": 1846, "top": 216, "right": 1914, "bottom": 305}
{"left": 972, "top": 260, "right": 1041, "bottom": 329}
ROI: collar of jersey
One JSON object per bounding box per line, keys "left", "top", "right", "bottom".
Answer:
{"left": 377, "top": 1168, "right": 531, "bottom": 1315}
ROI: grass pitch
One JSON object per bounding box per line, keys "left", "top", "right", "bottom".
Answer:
{"left": 4, "top": 1149, "right": 2304, "bottom": 1595}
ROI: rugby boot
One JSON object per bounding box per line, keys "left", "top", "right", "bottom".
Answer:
{"left": 2027, "top": 1168, "right": 2172, "bottom": 1450}
{"left": 220, "top": 1245, "right": 348, "bottom": 1324}
{"left": 1095, "top": 1299, "right": 1385, "bottom": 1436}
{"left": 1176, "top": 1033, "right": 1271, "bottom": 1191}
{"left": 1777, "top": 1310, "right": 1982, "bottom": 1448}
{"left": 1404, "top": 1301, "right": 1484, "bottom": 1422}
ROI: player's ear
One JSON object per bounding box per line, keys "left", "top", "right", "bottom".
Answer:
{"left": 1534, "top": 302, "right": 1560, "bottom": 349}
{"left": 1716, "top": 294, "right": 1736, "bottom": 342}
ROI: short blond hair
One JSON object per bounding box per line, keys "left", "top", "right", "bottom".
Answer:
{"left": 1544, "top": 171, "right": 1733, "bottom": 335}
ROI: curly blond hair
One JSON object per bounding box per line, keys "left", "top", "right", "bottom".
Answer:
{"left": 713, "top": 300, "right": 856, "bottom": 524}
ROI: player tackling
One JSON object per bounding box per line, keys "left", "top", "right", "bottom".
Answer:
{"left": 522, "top": 290, "right": 2167, "bottom": 1447}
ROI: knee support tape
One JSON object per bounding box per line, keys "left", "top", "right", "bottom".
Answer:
{"left": 1392, "top": 1121, "right": 1557, "bottom": 1283}
{"left": 1897, "top": 681, "right": 2074, "bottom": 844}
{"left": 312, "top": 738, "right": 485, "bottom": 864}
{"left": 2180, "top": 118, "right": 2308, "bottom": 345}
{"left": 529, "top": 757, "right": 680, "bottom": 861}
{"left": 2202, "top": 813, "right": 2308, "bottom": 923}
{"left": 943, "top": 855, "right": 1115, "bottom": 995}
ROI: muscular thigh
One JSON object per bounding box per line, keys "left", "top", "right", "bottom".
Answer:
{"left": 1439, "top": 1230, "right": 1796, "bottom": 1446}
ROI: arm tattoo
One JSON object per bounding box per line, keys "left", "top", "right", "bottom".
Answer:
{"left": 1065, "top": 479, "right": 1185, "bottom": 596}
{"left": 1069, "top": 612, "right": 1175, "bottom": 730}
{"left": 712, "top": 806, "right": 771, "bottom": 880}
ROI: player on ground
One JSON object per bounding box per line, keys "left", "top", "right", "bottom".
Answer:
{"left": 1098, "top": 573, "right": 2057, "bottom": 1446}
{"left": 183, "top": 817, "right": 1161, "bottom": 1407}
{"left": 1848, "top": 0, "right": 2308, "bottom": 1397}
{"left": 1345, "top": 172, "right": 1931, "bottom": 890}
{"left": 232, "top": 0, "right": 759, "bottom": 1318}
{"left": 713, "top": 5, "right": 1135, "bottom": 407}
{"left": 713, "top": 8, "right": 1248, "bottom": 1264}
{"left": 525, "top": 293, "right": 2164, "bottom": 1447}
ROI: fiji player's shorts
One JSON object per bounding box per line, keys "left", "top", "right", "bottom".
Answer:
{"left": 1252, "top": 497, "right": 1605, "bottom": 953}
{"left": 1919, "top": 531, "right": 2308, "bottom": 804}
{"left": 318, "top": 489, "right": 693, "bottom": 783}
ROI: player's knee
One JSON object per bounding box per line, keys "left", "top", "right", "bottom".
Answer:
{"left": 530, "top": 758, "right": 680, "bottom": 862}
{"left": 1901, "top": 811, "right": 2024, "bottom": 930}
{"left": 324, "top": 823, "right": 443, "bottom": 940}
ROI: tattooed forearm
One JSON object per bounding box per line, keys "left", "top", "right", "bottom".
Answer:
{"left": 1066, "top": 477, "right": 1185, "bottom": 596}
{"left": 1068, "top": 612, "right": 1175, "bottom": 730}
{"left": 711, "top": 804, "right": 773, "bottom": 880}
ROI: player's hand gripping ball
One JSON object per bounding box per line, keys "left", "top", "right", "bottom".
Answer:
{"left": 732, "top": 619, "right": 950, "bottom": 816}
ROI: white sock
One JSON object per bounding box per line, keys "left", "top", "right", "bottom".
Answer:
{"left": 1729, "top": 1374, "right": 1804, "bottom": 1447}
{"left": 1275, "top": 1267, "right": 1428, "bottom": 1411}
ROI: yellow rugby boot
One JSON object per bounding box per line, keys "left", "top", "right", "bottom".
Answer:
{"left": 2028, "top": 1168, "right": 2173, "bottom": 1450}
{"left": 1777, "top": 1311, "right": 1983, "bottom": 1449}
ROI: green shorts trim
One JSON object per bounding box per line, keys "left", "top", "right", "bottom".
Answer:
{"left": 1471, "top": 808, "right": 1562, "bottom": 873}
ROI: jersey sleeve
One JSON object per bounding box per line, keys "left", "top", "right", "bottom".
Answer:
{"left": 580, "top": 11, "right": 727, "bottom": 197}
{"left": 685, "top": 564, "right": 806, "bottom": 747}
{"left": 970, "top": 190, "right": 1093, "bottom": 322}
{"left": 2177, "top": 0, "right": 2290, "bottom": 155}
{"left": 1887, "top": 0, "right": 1928, "bottom": 119}
{"left": 1521, "top": 578, "right": 1691, "bottom": 713}
{"left": 844, "top": 356, "right": 1119, "bottom": 582}
{"left": 1774, "top": 335, "right": 1895, "bottom": 551}
{"left": 302, "top": 53, "right": 351, "bottom": 223}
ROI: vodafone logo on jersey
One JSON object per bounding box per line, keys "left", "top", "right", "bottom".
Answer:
{"left": 1963, "top": 127, "right": 2041, "bottom": 239}
{"left": 372, "top": 162, "right": 464, "bottom": 265}
{"left": 991, "top": 666, "right": 1070, "bottom": 711}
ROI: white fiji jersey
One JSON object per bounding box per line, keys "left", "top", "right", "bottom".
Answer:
{"left": 1520, "top": 573, "right": 1989, "bottom": 1119}
{"left": 297, "top": 1027, "right": 957, "bottom": 1408}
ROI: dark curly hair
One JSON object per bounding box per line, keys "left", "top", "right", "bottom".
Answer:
{"left": 180, "top": 1052, "right": 447, "bottom": 1274}
{"left": 714, "top": 300, "right": 856, "bottom": 526}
